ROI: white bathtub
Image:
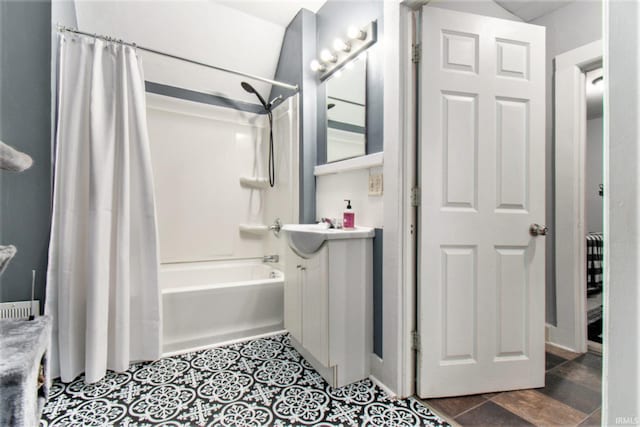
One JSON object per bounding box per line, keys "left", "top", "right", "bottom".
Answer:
{"left": 160, "top": 260, "right": 284, "bottom": 355}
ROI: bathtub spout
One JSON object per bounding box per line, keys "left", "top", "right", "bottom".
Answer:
{"left": 262, "top": 255, "right": 279, "bottom": 263}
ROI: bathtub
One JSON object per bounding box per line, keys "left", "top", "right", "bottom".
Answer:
{"left": 160, "top": 260, "right": 285, "bottom": 355}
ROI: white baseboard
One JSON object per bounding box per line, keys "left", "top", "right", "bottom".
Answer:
{"left": 369, "top": 374, "right": 397, "bottom": 399}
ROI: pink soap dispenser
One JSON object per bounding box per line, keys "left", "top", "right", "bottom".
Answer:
{"left": 343, "top": 199, "right": 355, "bottom": 229}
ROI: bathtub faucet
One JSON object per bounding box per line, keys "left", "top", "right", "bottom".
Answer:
{"left": 262, "top": 254, "right": 279, "bottom": 263}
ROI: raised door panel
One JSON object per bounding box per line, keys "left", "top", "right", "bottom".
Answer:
{"left": 442, "top": 92, "right": 478, "bottom": 211}
{"left": 495, "top": 246, "right": 529, "bottom": 360}
{"left": 440, "top": 246, "right": 477, "bottom": 364}
{"left": 496, "top": 98, "right": 530, "bottom": 212}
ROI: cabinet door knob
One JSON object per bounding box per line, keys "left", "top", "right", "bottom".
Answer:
{"left": 300, "top": 267, "right": 307, "bottom": 271}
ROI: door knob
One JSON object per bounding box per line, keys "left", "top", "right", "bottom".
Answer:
{"left": 530, "top": 224, "right": 549, "bottom": 236}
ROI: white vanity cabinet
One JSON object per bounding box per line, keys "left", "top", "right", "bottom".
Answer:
{"left": 282, "top": 225, "right": 374, "bottom": 388}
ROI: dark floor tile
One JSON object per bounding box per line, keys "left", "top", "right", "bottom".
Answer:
{"left": 546, "top": 351, "right": 568, "bottom": 370}
{"left": 455, "top": 401, "right": 534, "bottom": 426}
{"left": 538, "top": 372, "right": 601, "bottom": 414}
{"left": 425, "top": 394, "right": 487, "bottom": 418}
{"left": 551, "top": 360, "right": 602, "bottom": 392}
{"left": 481, "top": 392, "right": 500, "bottom": 399}
{"left": 493, "top": 389, "right": 587, "bottom": 426}
{"left": 579, "top": 409, "right": 602, "bottom": 426}
{"left": 574, "top": 352, "right": 603, "bottom": 371}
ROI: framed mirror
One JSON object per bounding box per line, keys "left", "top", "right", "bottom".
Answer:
{"left": 325, "top": 54, "right": 366, "bottom": 163}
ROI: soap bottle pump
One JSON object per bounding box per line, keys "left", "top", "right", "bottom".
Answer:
{"left": 343, "top": 199, "right": 355, "bottom": 229}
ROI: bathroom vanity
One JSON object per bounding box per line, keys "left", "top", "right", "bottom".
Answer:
{"left": 282, "top": 224, "right": 374, "bottom": 388}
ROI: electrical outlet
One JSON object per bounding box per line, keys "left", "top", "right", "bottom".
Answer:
{"left": 368, "top": 173, "right": 383, "bottom": 196}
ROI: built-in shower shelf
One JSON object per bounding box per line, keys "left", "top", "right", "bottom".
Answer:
{"left": 239, "top": 224, "right": 269, "bottom": 235}
{"left": 239, "top": 176, "right": 269, "bottom": 189}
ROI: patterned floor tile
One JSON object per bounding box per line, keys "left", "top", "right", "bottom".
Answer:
{"left": 41, "top": 333, "right": 448, "bottom": 426}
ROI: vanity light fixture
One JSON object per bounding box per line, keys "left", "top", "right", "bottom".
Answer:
{"left": 310, "top": 59, "right": 327, "bottom": 72}
{"left": 333, "top": 38, "right": 351, "bottom": 52}
{"left": 320, "top": 49, "right": 337, "bottom": 63}
{"left": 310, "top": 21, "right": 377, "bottom": 81}
{"left": 347, "top": 25, "right": 366, "bottom": 41}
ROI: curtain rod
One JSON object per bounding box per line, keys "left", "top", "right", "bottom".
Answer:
{"left": 56, "top": 25, "right": 299, "bottom": 92}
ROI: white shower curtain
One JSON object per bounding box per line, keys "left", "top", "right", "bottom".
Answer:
{"left": 46, "top": 34, "right": 161, "bottom": 384}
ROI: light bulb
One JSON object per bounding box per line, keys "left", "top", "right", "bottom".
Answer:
{"left": 347, "top": 25, "right": 366, "bottom": 40}
{"left": 310, "top": 59, "right": 325, "bottom": 72}
{"left": 320, "top": 49, "right": 337, "bottom": 63}
{"left": 333, "top": 38, "right": 350, "bottom": 52}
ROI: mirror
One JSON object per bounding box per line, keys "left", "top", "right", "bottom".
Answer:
{"left": 325, "top": 54, "right": 366, "bottom": 163}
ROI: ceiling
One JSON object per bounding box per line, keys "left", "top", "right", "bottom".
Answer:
{"left": 214, "top": 0, "right": 326, "bottom": 27}
{"left": 75, "top": 1, "right": 290, "bottom": 103}
{"left": 494, "top": 0, "right": 575, "bottom": 21}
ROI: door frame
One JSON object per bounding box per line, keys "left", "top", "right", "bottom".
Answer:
{"left": 549, "top": 40, "right": 602, "bottom": 353}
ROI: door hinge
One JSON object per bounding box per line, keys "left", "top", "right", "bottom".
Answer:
{"left": 412, "top": 331, "right": 421, "bottom": 352}
{"left": 411, "top": 186, "right": 421, "bottom": 207}
{"left": 412, "top": 43, "right": 421, "bottom": 64}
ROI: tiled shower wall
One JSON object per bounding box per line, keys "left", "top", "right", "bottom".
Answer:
{"left": 147, "top": 93, "right": 298, "bottom": 264}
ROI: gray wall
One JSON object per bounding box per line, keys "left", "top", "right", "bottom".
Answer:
{"left": 586, "top": 117, "right": 603, "bottom": 233}
{"left": 271, "top": 1, "right": 384, "bottom": 220}
{"left": 315, "top": 0, "right": 384, "bottom": 164}
{"left": 531, "top": 1, "right": 602, "bottom": 325}
{"left": 0, "top": 0, "right": 52, "bottom": 307}
{"left": 271, "top": 2, "right": 385, "bottom": 357}
{"left": 271, "top": 9, "right": 318, "bottom": 224}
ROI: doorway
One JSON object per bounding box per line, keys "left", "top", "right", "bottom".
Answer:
{"left": 584, "top": 67, "right": 604, "bottom": 351}
{"left": 548, "top": 40, "right": 603, "bottom": 355}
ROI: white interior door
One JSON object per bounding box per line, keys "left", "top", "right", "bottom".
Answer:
{"left": 418, "top": 7, "right": 546, "bottom": 397}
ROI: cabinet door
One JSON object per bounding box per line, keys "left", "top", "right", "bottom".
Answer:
{"left": 284, "top": 247, "right": 303, "bottom": 342}
{"left": 302, "top": 245, "right": 330, "bottom": 366}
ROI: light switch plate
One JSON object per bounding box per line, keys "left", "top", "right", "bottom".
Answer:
{"left": 368, "top": 173, "right": 383, "bottom": 196}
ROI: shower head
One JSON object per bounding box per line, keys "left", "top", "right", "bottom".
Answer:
{"left": 241, "top": 81, "right": 268, "bottom": 111}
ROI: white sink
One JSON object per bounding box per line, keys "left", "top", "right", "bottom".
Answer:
{"left": 282, "top": 224, "right": 375, "bottom": 257}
